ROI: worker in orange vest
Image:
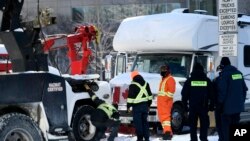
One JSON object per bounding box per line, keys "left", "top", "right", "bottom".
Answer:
{"left": 157, "top": 65, "right": 176, "bottom": 140}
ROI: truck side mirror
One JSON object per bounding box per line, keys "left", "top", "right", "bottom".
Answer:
{"left": 104, "top": 54, "right": 112, "bottom": 81}
{"left": 207, "top": 56, "right": 215, "bottom": 80}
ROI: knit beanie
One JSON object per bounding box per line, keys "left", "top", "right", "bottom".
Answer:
{"left": 220, "top": 57, "right": 231, "bottom": 66}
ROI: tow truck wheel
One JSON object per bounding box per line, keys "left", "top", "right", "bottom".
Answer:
{"left": 0, "top": 113, "right": 43, "bottom": 141}
{"left": 72, "top": 105, "right": 97, "bottom": 141}
{"left": 171, "top": 104, "right": 185, "bottom": 134}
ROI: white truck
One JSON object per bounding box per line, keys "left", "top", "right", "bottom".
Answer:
{"left": 108, "top": 10, "right": 250, "bottom": 133}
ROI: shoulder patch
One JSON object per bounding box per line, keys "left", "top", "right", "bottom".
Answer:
{"left": 232, "top": 74, "right": 242, "bottom": 80}
{"left": 191, "top": 81, "right": 207, "bottom": 86}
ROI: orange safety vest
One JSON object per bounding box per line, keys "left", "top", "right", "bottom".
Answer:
{"left": 157, "top": 75, "right": 176, "bottom": 134}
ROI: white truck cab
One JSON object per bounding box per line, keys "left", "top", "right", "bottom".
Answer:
{"left": 108, "top": 10, "right": 250, "bottom": 133}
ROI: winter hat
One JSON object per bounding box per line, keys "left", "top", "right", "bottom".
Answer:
{"left": 193, "top": 62, "right": 204, "bottom": 71}
{"left": 160, "top": 65, "right": 170, "bottom": 72}
{"left": 220, "top": 57, "right": 231, "bottom": 66}
{"left": 131, "top": 71, "right": 139, "bottom": 79}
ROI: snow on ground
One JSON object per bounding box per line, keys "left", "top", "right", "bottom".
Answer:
{"left": 101, "top": 133, "right": 218, "bottom": 141}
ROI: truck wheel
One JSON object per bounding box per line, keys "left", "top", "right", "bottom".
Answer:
{"left": 72, "top": 105, "right": 96, "bottom": 141}
{"left": 0, "top": 113, "right": 43, "bottom": 141}
{"left": 171, "top": 104, "right": 185, "bottom": 134}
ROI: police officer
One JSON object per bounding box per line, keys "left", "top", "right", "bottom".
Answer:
{"left": 181, "top": 63, "right": 214, "bottom": 141}
{"left": 216, "top": 57, "right": 248, "bottom": 141}
{"left": 84, "top": 84, "right": 120, "bottom": 141}
{"left": 127, "top": 71, "right": 152, "bottom": 141}
{"left": 212, "top": 65, "right": 223, "bottom": 141}
{"left": 157, "top": 65, "right": 176, "bottom": 140}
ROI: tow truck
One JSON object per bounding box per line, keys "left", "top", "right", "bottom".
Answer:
{"left": 0, "top": 1, "right": 110, "bottom": 141}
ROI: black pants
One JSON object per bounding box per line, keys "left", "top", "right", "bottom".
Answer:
{"left": 220, "top": 113, "right": 240, "bottom": 141}
{"left": 189, "top": 108, "right": 209, "bottom": 141}
{"left": 132, "top": 103, "right": 150, "bottom": 141}
{"left": 92, "top": 119, "right": 120, "bottom": 141}
{"left": 215, "top": 108, "right": 223, "bottom": 141}
{"left": 91, "top": 109, "right": 120, "bottom": 141}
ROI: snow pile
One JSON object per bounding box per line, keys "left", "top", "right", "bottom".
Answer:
{"left": 100, "top": 133, "right": 219, "bottom": 141}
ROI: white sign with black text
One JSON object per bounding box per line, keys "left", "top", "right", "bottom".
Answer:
{"left": 218, "top": 0, "right": 238, "bottom": 57}
{"left": 218, "top": 0, "right": 238, "bottom": 32}
{"left": 219, "top": 34, "right": 237, "bottom": 56}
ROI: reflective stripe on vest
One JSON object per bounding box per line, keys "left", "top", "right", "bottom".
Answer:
{"left": 158, "top": 76, "right": 174, "bottom": 98}
{"left": 91, "top": 95, "right": 97, "bottom": 101}
{"left": 191, "top": 81, "right": 207, "bottom": 87}
{"left": 232, "top": 74, "right": 243, "bottom": 80}
{"left": 162, "top": 120, "right": 171, "bottom": 127}
{"left": 97, "top": 103, "right": 117, "bottom": 118}
{"left": 127, "top": 82, "right": 152, "bottom": 104}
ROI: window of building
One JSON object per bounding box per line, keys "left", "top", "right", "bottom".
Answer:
{"left": 244, "top": 45, "right": 250, "bottom": 67}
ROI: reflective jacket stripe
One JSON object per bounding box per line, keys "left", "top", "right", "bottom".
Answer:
{"left": 127, "top": 81, "right": 151, "bottom": 104}
{"left": 97, "top": 103, "right": 117, "bottom": 118}
{"left": 91, "top": 95, "right": 97, "bottom": 101}
{"left": 158, "top": 76, "right": 174, "bottom": 98}
{"left": 162, "top": 120, "right": 171, "bottom": 127}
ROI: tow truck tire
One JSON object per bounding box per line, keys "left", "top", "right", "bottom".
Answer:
{"left": 171, "top": 104, "right": 185, "bottom": 134}
{"left": 0, "top": 113, "right": 43, "bottom": 141}
{"left": 72, "top": 105, "right": 97, "bottom": 141}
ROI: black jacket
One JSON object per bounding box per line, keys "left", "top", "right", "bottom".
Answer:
{"left": 217, "top": 65, "right": 248, "bottom": 114}
{"left": 181, "top": 70, "right": 214, "bottom": 110}
{"left": 88, "top": 90, "right": 120, "bottom": 123}
{"left": 127, "top": 75, "right": 152, "bottom": 109}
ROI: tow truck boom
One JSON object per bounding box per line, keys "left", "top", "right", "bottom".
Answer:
{"left": 43, "top": 25, "right": 98, "bottom": 75}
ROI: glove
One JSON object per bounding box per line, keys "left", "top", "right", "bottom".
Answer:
{"left": 208, "top": 104, "right": 215, "bottom": 111}
{"left": 84, "top": 84, "right": 91, "bottom": 91}
{"left": 112, "top": 112, "right": 120, "bottom": 120}
{"left": 84, "top": 84, "right": 95, "bottom": 97}
{"left": 127, "top": 107, "right": 132, "bottom": 114}
{"left": 183, "top": 104, "right": 189, "bottom": 112}
{"left": 216, "top": 103, "right": 223, "bottom": 113}
{"left": 182, "top": 101, "right": 189, "bottom": 112}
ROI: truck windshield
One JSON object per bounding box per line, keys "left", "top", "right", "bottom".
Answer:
{"left": 132, "top": 54, "right": 192, "bottom": 78}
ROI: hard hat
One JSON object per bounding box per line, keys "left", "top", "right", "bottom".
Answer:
{"left": 131, "top": 71, "right": 139, "bottom": 79}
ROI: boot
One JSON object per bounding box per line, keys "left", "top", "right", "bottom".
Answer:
{"left": 137, "top": 135, "right": 143, "bottom": 141}
{"left": 162, "top": 132, "right": 172, "bottom": 140}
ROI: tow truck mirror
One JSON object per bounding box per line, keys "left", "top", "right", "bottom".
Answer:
{"left": 207, "top": 56, "right": 215, "bottom": 80}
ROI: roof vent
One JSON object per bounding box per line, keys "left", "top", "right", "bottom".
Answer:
{"left": 194, "top": 10, "right": 207, "bottom": 15}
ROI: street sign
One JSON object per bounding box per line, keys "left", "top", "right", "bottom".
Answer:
{"left": 219, "top": 34, "right": 237, "bottom": 56}
{"left": 218, "top": 0, "right": 238, "bottom": 57}
{"left": 218, "top": 0, "right": 238, "bottom": 32}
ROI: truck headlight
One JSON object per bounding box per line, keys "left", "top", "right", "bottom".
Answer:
{"left": 90, "top": 82, "right": 99, "bottom": 91}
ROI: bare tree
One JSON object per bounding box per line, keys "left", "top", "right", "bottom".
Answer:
{"left": 238, "top": 0, "right": 250, "bottom": 15}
